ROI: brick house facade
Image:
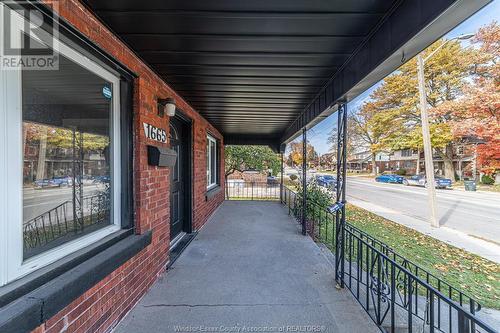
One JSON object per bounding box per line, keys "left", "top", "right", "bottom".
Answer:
{"left": 0, "top": 1, "right": 225, "bottom": 332}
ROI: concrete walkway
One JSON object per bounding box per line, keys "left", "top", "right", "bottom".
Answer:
{"left": 114, "top": 201, "right": 378, "bottom": 333}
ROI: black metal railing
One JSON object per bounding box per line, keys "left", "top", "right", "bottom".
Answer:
{"left": 226, "top": 181, "right": 280, "bottom": 201}
{"left": 23, "top": 191, "right": 110, "bottom": 252}
{"left": 281, "top": 185, "right": 496, "bottom": 333}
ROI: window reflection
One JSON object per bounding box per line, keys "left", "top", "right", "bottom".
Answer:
{"left": 22, "top": 54, "right": 113, "bottom": 259}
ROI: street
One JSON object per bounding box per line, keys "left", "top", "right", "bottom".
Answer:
{"left": 346, "top": 176, "right": 500, "bottom": 245}
{"left": 23, "top": 184, "right": 104, "bottom": 222}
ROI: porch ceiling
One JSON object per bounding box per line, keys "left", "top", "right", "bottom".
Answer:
{"left": 83, "top": 0, "right": 489, "bottom": 147}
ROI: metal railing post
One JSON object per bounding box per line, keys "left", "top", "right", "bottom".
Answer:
{"left": 335, "top": 103, "right": 347, "bottom": 287}
{"left": 301, "top": 127, "right": 307, "bottom": 235}
{"left": 280, "top": 152, "right": 284, "bottom": 204}
{"left": 458, "top": 311, "right": 469, "bottom": 333}
{"left": 280, "top": 185, "right": 494, "bottom": 333}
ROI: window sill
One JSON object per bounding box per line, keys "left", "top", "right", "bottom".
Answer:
{"left": 205, "top": 185, "right": 221, "bottom": 201}
{"left": 0, "top": 230, "right": 152, "bottom": 333}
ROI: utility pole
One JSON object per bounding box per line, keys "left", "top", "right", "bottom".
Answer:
{"left": 417, "top": 54, "right": 439, "bottom": 228}
{"left": 415, "top": 34, "right": 473, "bottom": 228}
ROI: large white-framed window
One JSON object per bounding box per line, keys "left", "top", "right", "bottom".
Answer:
{"left": 206, "top": 134, "right": 218, "bottom": 189}
{"left": 0, "top": 5, "right": 121, "bottom": 286}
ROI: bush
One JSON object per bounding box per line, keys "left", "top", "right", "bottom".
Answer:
{"left": 289, "top": 174, "right": 298, "bottom": 181}
{"left": 305, "top": 182, "right": 333, "bottom": 209}
{"left": 481, "top": 174, "right": 495, "bottom": 185}
{"left": 395, "top": 169, "right": 407, "bottom": 176}
{"left": 283, "top": 178, "right": 297, "bottom": 189}
{"left": 294, "top": 182, "right": 334, "bottom": 219}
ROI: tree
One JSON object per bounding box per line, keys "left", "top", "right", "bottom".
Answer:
{"left": 467, "top": 22, "right": 500, "bottom": 176}
{"left": 285, "top": 141, "right": 318, "bottom": 168}
{"left": 225, "top": 145, "right": 281, "bottom": 179}
{"left": 23, "top": 122, "right": 109, "bottom": 180}
{"left": 327, "top": 121, "right": 356, "bottom": 161}
{"left": 319, "top": 152, "right": 336, "bottom": 170}
{"left": 433, "top": 22, "right": 500, "bottom": 176}
{"left": 343, "top": 107, "right": 398, "bottom": 175}
{"left": 24, "top": 122, "right": 109, "bottom": 151}
{"left": 361, "top": 38, "right": 477, "bottom": 179}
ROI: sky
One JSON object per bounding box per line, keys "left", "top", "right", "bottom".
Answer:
{"left": 303, "top": 0, "right": 500, "bottom": 155}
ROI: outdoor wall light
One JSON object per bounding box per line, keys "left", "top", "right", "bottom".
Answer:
{"left": 158, "top": 98, "right": 176, "bottom": 117}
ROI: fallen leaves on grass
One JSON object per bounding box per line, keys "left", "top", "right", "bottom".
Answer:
{"left": 346, "top": 204, "right": 500, "bottom": 310}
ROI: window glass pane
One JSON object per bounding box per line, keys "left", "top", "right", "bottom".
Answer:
{"left": 206, "top": 136, "right": 217, "bottom": 187}
{"left": 22, "top": 52, "right": 114, "bottom": 259}
{"left": 207, "top": 139, "right": 211, "bottom": 186}
{"left": 210, "top": 140, "right": 216, "bottom": 185}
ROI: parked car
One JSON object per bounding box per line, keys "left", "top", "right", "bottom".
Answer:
{"left": 93, "top": 175, "right": 111, "bottom": 184}
{"left": 267, "top": 176, "right": 279, "bottom": 186}
{"left": 34, "top": 178, "right": 58, "bottom": 189}
{"left": 375, "top": 173, "right": 404, "bottom": 184}
{"left": 52, "top": 176, "right": 72, "bottom": 187}
{"left": 403, "top": 174, "right": 452, "bottom": 189}
{"left": 315, "top": 175, "right": 337, "bottom": 189}
{"left": 82, "top": 175, "right": 96, "bottom": 185}
{"left": 34, "top": 176, "right": 72, "bottom": 189}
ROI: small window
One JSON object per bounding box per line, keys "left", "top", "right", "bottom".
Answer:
{"left": 401, "top": 149, "right": 412, "bottom": 157}
{"left": 206, "top": 135, "right": 218, "bottom": 189}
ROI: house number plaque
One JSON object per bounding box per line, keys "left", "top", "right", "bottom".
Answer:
{"left": 143, "top": 123, "right": 167, "bottom": 143}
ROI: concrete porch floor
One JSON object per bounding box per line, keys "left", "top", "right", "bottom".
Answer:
{"left": 114, "top": 201, "right": 378, "bottom": 333}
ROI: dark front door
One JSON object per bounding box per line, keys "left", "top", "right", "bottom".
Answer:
{"left": 169, "top": 116, "right": 190, "bottom": 240}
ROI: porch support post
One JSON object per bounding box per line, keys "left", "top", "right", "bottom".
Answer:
{"left": 280, "top": 152, "right": 284, "bottom": 203}
{"left": 335, "top": 103, "right": 347, "bottom": 287}
{"left": 301, "top": 127, "right": 307, "bottom": 235}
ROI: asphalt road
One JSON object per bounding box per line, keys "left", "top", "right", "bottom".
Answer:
{"left": 346, "top": 177, "right": 500, "bottom": 244}
{"left": 23, "top": 184, "right": 103, "bottom": 221}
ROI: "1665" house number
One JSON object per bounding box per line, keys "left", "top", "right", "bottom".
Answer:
{"left": 143, "top": 123, "right": 167, "bottom": 143}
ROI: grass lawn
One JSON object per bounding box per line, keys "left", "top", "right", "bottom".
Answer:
{"left": 345, "top": 204, "right": 500, "bottom": 310}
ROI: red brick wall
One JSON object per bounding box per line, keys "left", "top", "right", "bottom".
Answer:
{"left": 32, "top": 1, "right": 225, "bottom": 332}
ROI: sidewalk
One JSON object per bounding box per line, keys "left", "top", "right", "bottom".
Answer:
{"left": 348, "top": 197, "right": 500, "bottom": 264}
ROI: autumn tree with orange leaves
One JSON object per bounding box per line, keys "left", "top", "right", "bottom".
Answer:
{"left": 286, "top": 141, "right": 318, "bottom": 168}
{"left": 435, "top": 22, "right": 500, "bottom": 176}
{"left": 351, "top": 21, "right": 499, "bottom": 181}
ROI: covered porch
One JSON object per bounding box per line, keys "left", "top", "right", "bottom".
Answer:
{"left": 115, "top": 201, "right": 378, "bottom": 333}
{"left": 0, "top": 1, "right": 497, "bottom": 333}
